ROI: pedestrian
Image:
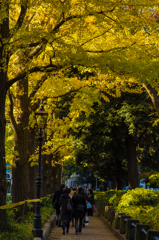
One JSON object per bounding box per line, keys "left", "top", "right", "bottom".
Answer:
{"left": 72, "top": 186, "right": 87, "bottom": 235}
{"left": 52, "top": 183, "right": 65, "bottom": 227}
{"left": 69, "top": 187, "right": 75, "bottom": 226}
{"left": 59, "top": 188, "right": 73, "bottom": 235}
{"left": 82, "top": 188, "right": 87, "bottom": 227}
{"left": 87, "top": 189, "right": 95, "bottom": 216}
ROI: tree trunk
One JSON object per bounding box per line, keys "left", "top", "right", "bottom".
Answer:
{"left": 51, "top": 163, "right": 61, "bottom": 192}
{"left": 42, "top": 153, "right": 48, "bottom": 197}
{"left": 46, "top": 154, "right": 52, "bottom": 195}
{"left": 126, "top": 134, "right": 138, "bottom": 189}
{"left": 28, "top": 128, "right": 37, "bottom": 201}
{"left": 11, "top": 77, "right": 29, "bottom": 217}
{"left": 0, "top": 1, "right": 9, "bottom": 230}
{"left": 0, "top": 71, "right": 7, "bottom": 230}
{"left": 12, "top": 130, "right": 29, "bottom": 217}
{"left": 115, "top": 176, "right": 123, "bottom": 190}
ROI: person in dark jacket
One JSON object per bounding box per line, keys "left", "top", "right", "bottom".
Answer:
{"left": 52, "top": 184, "right": 65, "bottom": 226}
{"left": 82, "top": 188, "right": 87, "bottom": 227}
{"left": 72, "top": 187, "right": 87, "bottom": 235}
{"left": 59, "top": 188, "right": 73, "bottom": 235}
{"left": 87, "top": 188, "right": 95, "bottom": 216}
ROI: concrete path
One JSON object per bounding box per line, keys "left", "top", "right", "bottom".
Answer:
{"left": 47, "top": 213, "right": 119, "bottom": 240}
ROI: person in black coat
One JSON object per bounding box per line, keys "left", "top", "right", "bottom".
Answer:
{"left": 87, "top": 188, "right": 95, "bottom": 216}
{"left": 72, "top": 187, "right": 87, "bottom": 235}
{"left": 52, "top": 184, "right": 65, "bottom": 226}
{"left": 59, "top": 188, "right": 73, "bottom": 235}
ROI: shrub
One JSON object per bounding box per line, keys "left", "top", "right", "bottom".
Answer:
{"left": 109, "top": 190, "right": 127, "bottom": 208}
{"left": 94, "top": 190, "right": 117, "bottom": 205}
{"left": 0, "top": 196, "right": 55, "bottom": 240}
{"left": 95, "top": 189, "right": 159, "bottom": 230}
{"left": 94, "top": 190, "right": 127, "bottom": 208}
{"left": 117, "top": 188, "right": 159, "bottom": 211}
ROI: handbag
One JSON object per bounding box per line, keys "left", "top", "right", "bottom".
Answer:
{"left": 77, "top": 204, "right": 84, "bottom": 211}
{"left": 84, "top": 215, "right": 89, "bottom": 225}
{"left": 67, "top": 198, "right": 73, "bottom": 212}
{"left": 53, "top": 200, "right": 59, "bottom": 209}
{"left": 86, "top": 202, "right": 92, "bottom": 209}
{"left": 92, "top": 205, "right": 97, "bottom": 213}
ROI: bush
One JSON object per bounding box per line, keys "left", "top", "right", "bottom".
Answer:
{"left": 117, "top": 188, "right": 159, "bottom": 211}
{"left": 109, "top": 190, "right": 127, "bottom": 208}
{"left": 94, "top": 190, "right": 117, "bottom": 205}
{"left": 0, "top": 196, "right": 55, "bottom": 240}
{"left": 95, "top": 189, "right": 159, "bottom": 230}
{"left": 94, "top": 190, "right": 127, "bottom": 208}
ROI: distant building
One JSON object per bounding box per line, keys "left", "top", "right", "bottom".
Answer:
{"left": 65, "top": 173, "right": 79, "bottom": 188}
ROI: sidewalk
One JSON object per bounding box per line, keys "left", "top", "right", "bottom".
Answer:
{"left": 47, "top": 213, "right": 119, "bottom": 240}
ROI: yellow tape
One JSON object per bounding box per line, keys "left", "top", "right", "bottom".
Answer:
{"left": 26, "top": 199, "right": 40, "bottom": 203}
{"left": 0, "top": 194, "right": 52, "bottom": 209}
{"left": 0, "top": 201, "right": 25, "bottom": 209}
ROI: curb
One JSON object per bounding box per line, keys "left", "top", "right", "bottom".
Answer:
{"left": 97, "top": 212, "right": 126, "bottom": 240}
{"left": 33, "top": 214, "right": 56, "bottom": 240}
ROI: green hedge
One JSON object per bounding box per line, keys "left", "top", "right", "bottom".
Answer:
{"left": 118, "top": 188, "right": 159, "bottom": 208}
{"left": 95, "top": 188, "right": 159, "bottom": 230}
{"left": 94, "top": 190, "right": 127, "bottom": 208}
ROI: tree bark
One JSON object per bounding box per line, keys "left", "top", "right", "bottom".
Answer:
{"left": 28, "top": 128, "right": 37, "bottom": 201}
{"left": 0, "top": 70, "right": 7, "bottom": 230}
{"left": 51, "top": 162, "right": 62, "bottom": 192}
{"left": 115, "top": 175, "right": 123, "bottom": 190}
{"left": 11, "top": 77, "right": 29, "bottom": 217}
{"left": 42, "top": 153, "right": 48, "bottom": 197}
{"left": 126, "top": 134, "right": 138, "bottom": 189}
{"left": 0, "top": 1, "right": 10, "bottom": 230}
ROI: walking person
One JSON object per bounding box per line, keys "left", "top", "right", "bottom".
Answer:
{"left": 82, "top": 188, "right": 87, "bottom": 227}
{"left": 69, "top": 187, "right": 75, "bottom": 227}
{"left": 52, "top": 184, "right": 65, "bottom": 227}
{"left": 72, "top": 186, "right": 87, "bottom": 235}
{"left": 59, "top": 188, "right": 73, "bottom": 235}
{"left": 87, "top": 188, "right": 95, "bottom": 216}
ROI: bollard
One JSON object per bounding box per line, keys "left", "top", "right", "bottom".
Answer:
{"left": 105, "top": 206, "right": 110, "bottom": 219}
{"left": 114, "top": 212, "right": 125, "bottom": 229}
{"left": 107, "top": 208, "right": 114, "bottom": 223}
{"left": 119, "top": 215, "right": 131, "bottom": 234}
{"left": 102, "top": 204, "right": 105, "bottom": 216}
{"left": 146, "top": 230, "right": 159, "bottom": 240}
{"left": 134, "top": 223, "right": 150, "bottom": 240}
{"left": 107, "top": 207, "right": 112, "bottom": 222}
{"left": 110, "top": 209, "right": 115, "bottom": 225}
{"left": 125, "top": 219, "right": 139, "bottom": 240}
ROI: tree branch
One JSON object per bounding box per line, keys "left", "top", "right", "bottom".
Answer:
{"left": 135, "top": 129, "right": 147, "bottom": 146}
{"left": 6, "top": 63, "right": 61, "bottom": 89}
{"left": 29, "top": 73, "right": 48, "bottom": 101}
{"left": 143, "top": 83, "right": 159, "bottom": 116}
{"left": 80, "top": 28, "right": 112, "bottom": 47}
{"left": 10, "top": 0, "right": 28, "bottom": 38}
{"left": 7, "top": 90, "right": 18, "bottom": 132}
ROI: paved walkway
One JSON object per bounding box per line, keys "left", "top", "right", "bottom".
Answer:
{"left": 47, "top": 213, "right": 119, "bottom": 240}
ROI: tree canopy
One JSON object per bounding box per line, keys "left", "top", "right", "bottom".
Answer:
{"left": 1, "top": 0, "right": 159, "bottom": 230}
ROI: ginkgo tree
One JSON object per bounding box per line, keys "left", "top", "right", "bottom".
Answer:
{"left": 1, "top": 0, "right": 159, "bottom": 230}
